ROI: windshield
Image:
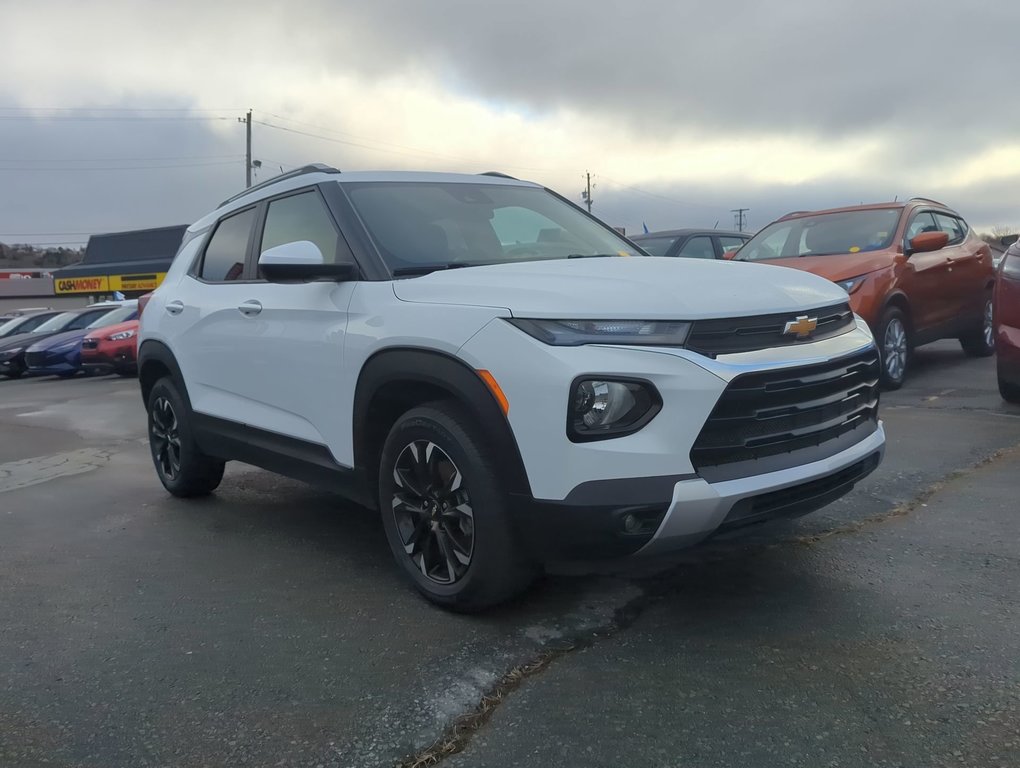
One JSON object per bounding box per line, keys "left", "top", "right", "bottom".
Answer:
{"left": 343, "top": 182, "right": 643, "bottom": 273}
{"left": 631, "top": 236, "right": 677, "bottom": 257}
{"left": 0, "top": 317, "right": 26, "bottom": 336}
{"left": 86, "top": 306, "right": 135, "bottom": 328}
{"left": 737, "top": 208, "right": 901, "bottom": 261}
{"left": 33, "top": 311, "right": 78, "bottom": 332}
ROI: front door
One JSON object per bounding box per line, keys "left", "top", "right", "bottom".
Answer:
{"left": 902, "top": 210, "right": 953, "bottom": 332}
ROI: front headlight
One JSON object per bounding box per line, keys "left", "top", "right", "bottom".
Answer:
{"left": 508, "top": 319, "right": 691, "bottom": 346}
{"left": 835, "top": 275, "right": 868, "bottom": 294}
{"left": 0, "top": 348, "right": 21, "bottom": 360}
{"left": 569, "top": 378, "right": 661, "bottom": 442}
{"left": 108, "top": 329, "right": 137, "bottom": 341}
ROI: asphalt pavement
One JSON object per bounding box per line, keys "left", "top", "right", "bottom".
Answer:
{"left": 1, "top": 341, "right": 1018, "bottom": 768}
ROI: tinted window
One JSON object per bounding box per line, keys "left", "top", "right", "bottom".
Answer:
{"left": 632, "top": 237, "right": 677, "bottom": 257}
{"left": 906, "top": 212, "right": 938, "bottom": 240}
{"left": 0, "top": 313, "right": 55, "bottom": 337}
{"left": 85, "top": 305, "right": 136, "bottom": 328}
{"left": 677, "top": 236, "right": 716, "bottom": 259}
{"left": 200, "top": 208, "right": 256, "bottom": 281}
{"left": 344, "top": 182, "right": 642, "bottom": 270}
{"left": 718, "top": 235, "right": 748, "bottom": 255}
{"left": 739, "top": 209, "right": 901, "bottom": 260}
{"left": 934, "top": 213, "right": 965, "bottom": 245}
{"left": 260, "top": 190, "right": 342, "bottom": 263}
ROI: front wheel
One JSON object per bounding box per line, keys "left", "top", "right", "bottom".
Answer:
{"left": 378, "top": 402, "right": 537, "bottom": 611}
{"left": 959, "top": 296, "right": 995, "bottom": 358}
{"left": 877, "top": 307, "right": 910, "bottom": 390}
{"left": 146, "top": 377, "right": 225, "bottom": 497}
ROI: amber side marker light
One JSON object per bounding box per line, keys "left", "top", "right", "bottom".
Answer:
{"left": 477, "top": 370, "right": 510, "bottom": 415}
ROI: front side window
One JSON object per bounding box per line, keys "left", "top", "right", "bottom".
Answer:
{"left": 906, "top": 212, "right": 938, "bottom": 241}
{"left": 343, "top": 182, "right": 642, "bottom": 273}
{"left": 631, "top": 236, "right": 677, "bottom": 257}
{"left": 33, "top": 312, "right": 78, "bottom": 333}
{"left": 260, "top": 190, "right": 342, "bottom": 263}
{"left": 200, "top": 207, "right": 256, "bottom": 282}
{"left": 677, "top": 236, "right": 715, "bottom": 259}
{"left": 738, "top": 208, "right": 901, "bottom": 261}
{"left": 67, "top": 309, "right": 112, "bottom": 330}
{"left": 718, "top": 235, "right": 748, "bottom": 255}
{"left": 934, "top": 212, "right": 965, "bottom": 245}
{"left": 0, "top": 313, "right": 54, "bottom": 336}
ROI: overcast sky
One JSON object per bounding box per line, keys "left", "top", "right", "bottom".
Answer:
{"left": 1, "top": 0, "right": 1018, "bottom": 248}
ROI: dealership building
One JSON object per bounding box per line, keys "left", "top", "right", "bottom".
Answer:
{"left": 50, "top": 224, "right": 188, "bottom": 301}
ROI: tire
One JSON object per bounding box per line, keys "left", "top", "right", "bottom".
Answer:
{"left": 3, "top": 368, "right": 23, "bottom": 380}
{"left": 999, "top": 365, "right": 1020, "bottom": 404}
{"left": 877, "top": 307, "right": 910, "bottom": 390}
{"left": 959, "top": 295, "right": 995, "bottom": 358}
{"left": 378, "top": 402, "right": 537, "bottom": 611}
{"left": 146, "top": 377, "right": 225, "bottom": 497}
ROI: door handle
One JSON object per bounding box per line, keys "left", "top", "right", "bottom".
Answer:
{"left": 237, "top": 300, "right": 263, "bottom": 316}
{"left": 165, "top": 300, "right": 184, "bottom": 316}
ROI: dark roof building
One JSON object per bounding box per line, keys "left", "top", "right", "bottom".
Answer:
{"left": 52, "top": 225, "right": 187, "bottom": 296}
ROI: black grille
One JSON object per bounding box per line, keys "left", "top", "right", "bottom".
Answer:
{"left": 686, "top": 303, "right": 855, "bottom": 358}
{"left": 24, "top": 351, "right": 49, "bottom": 368}
{"left": 692, "top": 349, "right": 880, "bottom": 470}
{"left": 82, "top": 339, "right": 98, "bottom": 350}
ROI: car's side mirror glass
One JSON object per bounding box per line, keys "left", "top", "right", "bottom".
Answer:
{"left": 258, "top": 241, "right": 356, "bottom": 282}
{"left": 1001, "top": 234, "right": 1019, "bottom": 247}
{"left": 906, "top": 230, "right": 949, "bottom": 255}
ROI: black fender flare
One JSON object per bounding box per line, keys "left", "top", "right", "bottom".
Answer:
{"left": 352, "top": 347, "right": 533, "bottom": 498}
{"left": 137, "top": 339, "right": 190, "bottom": 407}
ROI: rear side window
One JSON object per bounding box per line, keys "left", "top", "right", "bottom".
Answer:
{"left": 260, "top": 190, "right": 343, "bottom": 263}
{"left": 200, "top": 208, "right": 256, "bottom": 281}
{"left": 934, "top": 213, "right": 966, "bottom": 245}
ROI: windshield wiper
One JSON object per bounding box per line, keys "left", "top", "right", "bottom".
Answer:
{"left": 567, "top": 253, "right": 622, "bottom": 259}
{"left": 392, "top": 262, "right": 475, "bottom": 277}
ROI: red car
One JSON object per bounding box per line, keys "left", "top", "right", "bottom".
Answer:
{"left": 81, "top": 319, "right": 139, "bottom": 376}
{"left": 995, "top": 236, "right": 1020, "bottom": 403}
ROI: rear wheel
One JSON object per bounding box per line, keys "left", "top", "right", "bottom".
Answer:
{"left": 959, "top": 296, "right": 995, "bottom": 358}
{"left": 146, "top": 377, "right": 225, "bottom": 497}
{"left": 378, "top": 402, "right": 537, "bottom": 611}
{"left": 877, "top": 307, "right": 910, "bottom": 390}
{"left": 999, "top": 363, "right": 1020, "bottom": 404}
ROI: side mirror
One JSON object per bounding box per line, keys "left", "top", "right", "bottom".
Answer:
{"left": 258, "top": 241, "right": 356, "bottom": 282}
{"left": 906, "top": 230, "right": 949, "bottom": 255}
{"left": 1001, "top": 234, "right": 1019, "bottom": 247}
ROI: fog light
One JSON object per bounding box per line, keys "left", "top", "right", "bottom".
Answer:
{"left": 623, "top": 513, "right": 641, "bottom": 533}
{"left": 568, "top": 378, "right": 661, "bottom": 442}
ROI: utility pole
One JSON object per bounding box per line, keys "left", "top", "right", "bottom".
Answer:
{"left": 238, "top": 109, "right": 252, "bottom": 188}
{"left": 581, "top": 172, "right": 594, "bottom": 214}
{"left": 731, "top": 207, "right": 749, "bottom": 232}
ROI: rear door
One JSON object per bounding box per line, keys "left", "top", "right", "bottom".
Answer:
{"left": 903, "top": 210, "right": 953, "bottom": 331}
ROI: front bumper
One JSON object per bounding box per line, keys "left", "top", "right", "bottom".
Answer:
{"left": 81, "top": 348, "right": 137, "bottom": 374}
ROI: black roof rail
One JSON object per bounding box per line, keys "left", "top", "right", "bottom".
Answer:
{"left": 479, "top": 171, "right": 518, "bottom": 180}
{"left": 907, "top": 196, "right": 947, "bottom": 208}
{"left": 218, "top": 163, "right": 341, "bottom": 208}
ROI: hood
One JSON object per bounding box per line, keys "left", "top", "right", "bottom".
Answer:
{"left": 749, "top": 251, "right": 894, "bottom": 282}
{"left": 391, "top": 257, "right": 849, "bottom": 319}
{"left": 84, "top": 320, "right": 138, "bottom": 341}
{"left": 0, "top": 329, "right": 61, "bottom": 352}
{"left": 26, "top": 329, "right": 88, "bottom": 352}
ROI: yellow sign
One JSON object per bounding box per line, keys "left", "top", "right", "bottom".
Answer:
{"left": 109, "top": 272, "right": 167, "bottom": 292}
{"left": 54, "top": 272, "right": 167, "bottom": 294}
{"left": 55, "top": 275, "right": 110, "bottom": 294}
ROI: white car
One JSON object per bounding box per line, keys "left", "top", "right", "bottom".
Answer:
{"left": 138, "top": 165, "right": 885, "bottom": 610}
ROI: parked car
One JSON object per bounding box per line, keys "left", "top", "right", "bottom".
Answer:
{"left": 994, "top": 237, "right": 1020, "bottom": 403}
{"left": 0, "top": 309, "right": 63, "bottom": 339}
{"left": 0, "top": 304, "right": 129, "bottom": 379}
{"left": 81, "top": 319, "right": 140, "bottom": 376}
{"left": 138, "top": 164, "right": 885, "bottom": 610}
{"left": 733, "top": 198, "right": 995, "bottom": 389}
{"left": 25, "top": 302, "right": 138, "bottom": 378}
{"left": 631, "top": 229, "right": 750, "bottom": 260}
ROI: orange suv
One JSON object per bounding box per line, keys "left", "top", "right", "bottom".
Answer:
{"left": 733, "top": 198, "right": 995, "bottom": 388}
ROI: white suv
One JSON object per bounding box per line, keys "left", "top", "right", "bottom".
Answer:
{"left": 139, "top": 164, "right": 885, "bottom": 610}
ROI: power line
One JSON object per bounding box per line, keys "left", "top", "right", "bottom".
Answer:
{"left": 0, "top": 154, "right": 242, "bottom": 163}
{"left": 0, "top": 160, "right": 239, "bottom": 171}
{"left": 731, "top": 207, "right": 749, "bottom": 231}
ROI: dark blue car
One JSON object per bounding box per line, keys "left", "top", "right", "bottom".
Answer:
{"left": 23, "top": 303, "right": 138, "bottom": 378}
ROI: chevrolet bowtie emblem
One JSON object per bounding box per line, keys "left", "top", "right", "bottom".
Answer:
{"left": 783, "top": 315, "right": 818, "bottom": 338}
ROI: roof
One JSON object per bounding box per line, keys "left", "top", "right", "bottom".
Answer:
{"left": 632, "top": 229, "right": 749, "bottom": 240}
{"left": 195, "top": 167, "right": 540, "bottom": 233}
{"left": 778, "top": 198, "right": 958, "bottom": 222}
